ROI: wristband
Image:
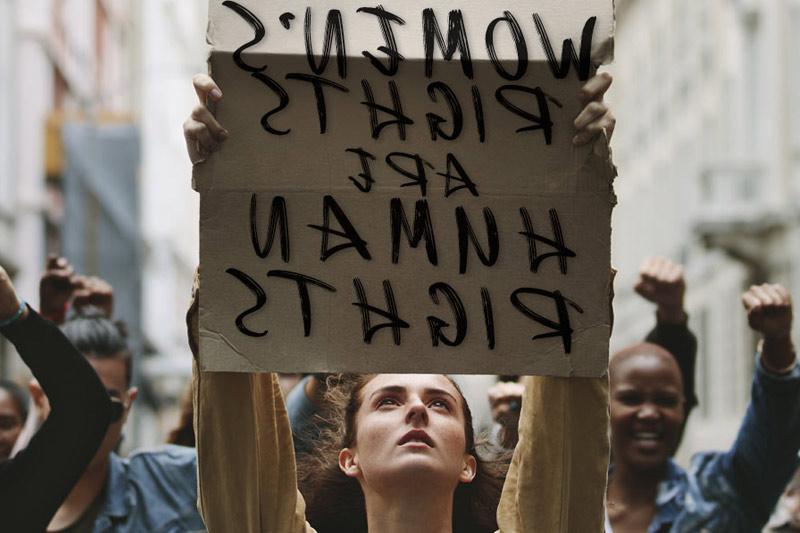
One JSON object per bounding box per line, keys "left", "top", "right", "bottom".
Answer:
{"left": 0, "top": 300, "right": 26, "bottom": 327}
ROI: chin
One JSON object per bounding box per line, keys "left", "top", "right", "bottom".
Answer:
{"left": 382, "top": 454, "right": 454, "bottom": 484}
{"left": 628, "top": 452, "right": 669, "bottom": 472}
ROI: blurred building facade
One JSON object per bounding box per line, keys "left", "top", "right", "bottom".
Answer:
{"left": 0, "top": 0, "right": 206, "bottom": 449}
{"left": 610, "top": 0, "right": 800, "bottom": 463}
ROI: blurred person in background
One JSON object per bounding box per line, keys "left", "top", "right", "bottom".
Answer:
{"left": 486, "top": 376, "right": 524, "bottom": 450}
{"left": 633, "top": 257, "right": 698, "bottom": 426}
{"left": 166, "top": 384, "right": 195, "bottom": 448}
{"left": 606, "top": 283, "right": 800, "bottom": 532}
{"left": 0, "top": 379, "right": 28, "bottom": 460}
{"left": 0, "top": 265, "right": 115, "bottom": 532}
{"left": 487, "top": 257, "right": 698, "bottom": 452}
{"left": 29, "top": 259, "right": 206, "bottom": 532}
{"left": 8, "top": 257, "right": 118, "bottom": 457}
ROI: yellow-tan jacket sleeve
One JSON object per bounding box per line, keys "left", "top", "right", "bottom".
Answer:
{"left": 193, "top": 367, "right": 314, "bottom": 533}
{"left": 496, "top": 376, "right": 610, "bottom": 533}
{"left": 188, "top": 276, "right": 313, "bottom": 533}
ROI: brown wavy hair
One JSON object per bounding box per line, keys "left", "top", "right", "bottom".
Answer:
{"left": 296, "top": 374, "right": 510, "bottom": 533}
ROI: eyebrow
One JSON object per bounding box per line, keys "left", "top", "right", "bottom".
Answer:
{"left": 368, "top": 385, "right": 458, "bottom": 404}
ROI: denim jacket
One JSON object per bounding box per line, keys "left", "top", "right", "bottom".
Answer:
{"left": 607, "top": 358, "right": 800, "bottom": 533}
{"left": 92, "top": 445, "right": 205, "bottom": 532}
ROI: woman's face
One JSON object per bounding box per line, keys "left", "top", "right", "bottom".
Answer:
{"left": 339, "top": 374, "right": 476, "bottom": 492}
{"left": 610, "top": 353, "right": 684, "bottom": 471}
{"left": 0, "top": 389, "right": 23, "bottom": 461}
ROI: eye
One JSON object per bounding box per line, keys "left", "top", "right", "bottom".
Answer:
{"left": 429, "top": 399, "right": 451, "bottom": 411}
{"left": 616, "top": 391, "right": 642, "bottom": 407}
{"left": 377, "top": 396, "right": 400, "bottom": 408}
{"left": 654, "top": 394, "right": 680, "bottom": 408}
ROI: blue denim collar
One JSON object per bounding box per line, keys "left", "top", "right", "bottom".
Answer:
{"left": 100, "top": 453, "right": 133, "bottom": 520}
{"left": 607, "top": 459, "right": 687, "bottom": 533}
{"left": 649, "top": 459, "right": 687, "bottom": 531}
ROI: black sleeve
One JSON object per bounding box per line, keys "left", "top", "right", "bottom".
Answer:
{"left": 645, "top": 318, "right": 698, "bottom": 416}
{"left": 0, "top": 307, "right": 112, "bottom": 533}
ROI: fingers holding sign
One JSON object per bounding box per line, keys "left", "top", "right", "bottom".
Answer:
{"left": 184, "top": 74, "right": 229, "bottom": 164}
{"left": 573, "top": 71, "right": 615, "bottom": 154}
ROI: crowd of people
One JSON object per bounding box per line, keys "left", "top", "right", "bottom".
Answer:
{"left": 0, "top": 71, "right": 797, "bottom": 532}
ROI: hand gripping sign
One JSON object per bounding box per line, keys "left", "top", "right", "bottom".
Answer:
{"left": 194, "top": 0, "right": 616, "bottom": 376}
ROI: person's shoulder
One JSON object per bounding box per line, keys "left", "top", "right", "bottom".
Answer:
{"left": 128, "top": 443, "right": 197, "bottom": 462}
{"left": 688, "top": 450, "right": 725, "bottom": 475}
{"left": 125, "top": 444, "right": 197, "bottom": 474}
{"left": 687, "top": 450, "right": 738, "bottom": 499}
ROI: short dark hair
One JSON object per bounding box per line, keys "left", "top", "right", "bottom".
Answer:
{"left": 0, "top": 380, "right": 29, "bottom": 423}
{"left": 61, "top": 306, "right": 132, "bottom": 386}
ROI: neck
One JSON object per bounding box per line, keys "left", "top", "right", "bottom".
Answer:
{"left": 47, "top": 456, "right": 109, "bottom": 532}
{"left": 363, "top": 482, "right": 455, "bottom": 533}
{"left": 608, "top": 459, "right": 665, "bottom": 505}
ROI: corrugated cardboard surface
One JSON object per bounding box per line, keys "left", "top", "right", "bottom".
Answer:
{"left": 196, "top": 1, "right": 615, "bottom": 376}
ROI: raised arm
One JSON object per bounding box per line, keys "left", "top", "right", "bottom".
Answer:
{"left": 189, "top": 278, "right": 311, "bottom": 532}
{"left": 635, "top": 257, "right": 699, "bottom": 415}
{"left": 0, "top": 266, "right": 113, "bottom": 531}
{"left": 186, "top": 74, "right": 312, "bottom": 531}
{"left": 681, "top": 284, "right": 800, "bottom": 530}
{"left": 497, "top": 376, "right": 609, "bottom": 533}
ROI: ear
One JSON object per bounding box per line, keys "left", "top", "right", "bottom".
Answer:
{"left": 28, "top": 379, "right": 51, "bottom": 423}
{"left": 126, "top": 387, "right": 139, "bottom": 406}
{"left": 459, "top": 454, "right": 477, "bottom": 484}
{"left": 338, "top": 447, "right": 361, "bottom": 479}
{"left": 28, "top": 379, "right": 48, "bottom": 409}
{"left": 120, "top": 387, "right": 139, "bottom": 422}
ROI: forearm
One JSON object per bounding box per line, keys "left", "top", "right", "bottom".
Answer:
{"left": 497, "top": 376, "right": 609, "bottom": 533}
{"left": 0, "top": 308, "right": 112, "bottom": 530}
{"left": 760, "top": 336, "right": 796, "bottom": 374}
{"left": 645, "top": 318, "right": 698, "bottom": 408}
{"left": 194, "top": 365, "right": 307, "bottom": 532}
{"left": 1, "top": 308, "right": 110, "bottom": 408}
{"left": 725, "top": 358, "right": 800, "bottom": 524}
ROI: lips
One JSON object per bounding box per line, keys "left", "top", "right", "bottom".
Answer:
{"left": 633, "top": 431, "right": 662, "bottom": 441}
{"left": 398, "top": 429, "right": 435, "bottom": 448}
{"left": 631, "top": 429, "right": 664, "bottom": 451}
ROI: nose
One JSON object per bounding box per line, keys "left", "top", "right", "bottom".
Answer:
{"left": 637, "top": 402, "right": 660, "bottom": 420}
{"left": 405, "top": 396, "right": 429, "bottom": 426}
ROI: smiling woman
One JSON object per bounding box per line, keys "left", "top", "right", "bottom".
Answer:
{"left": 605, "top": 284, "right": 800, "bottom": 532}
{"left": 609, "top": 343, "right": 684, "bottom": 471}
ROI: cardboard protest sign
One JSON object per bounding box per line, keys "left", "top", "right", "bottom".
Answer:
{"left": 195, "top": 0, "right": 616, "bottom": 376}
